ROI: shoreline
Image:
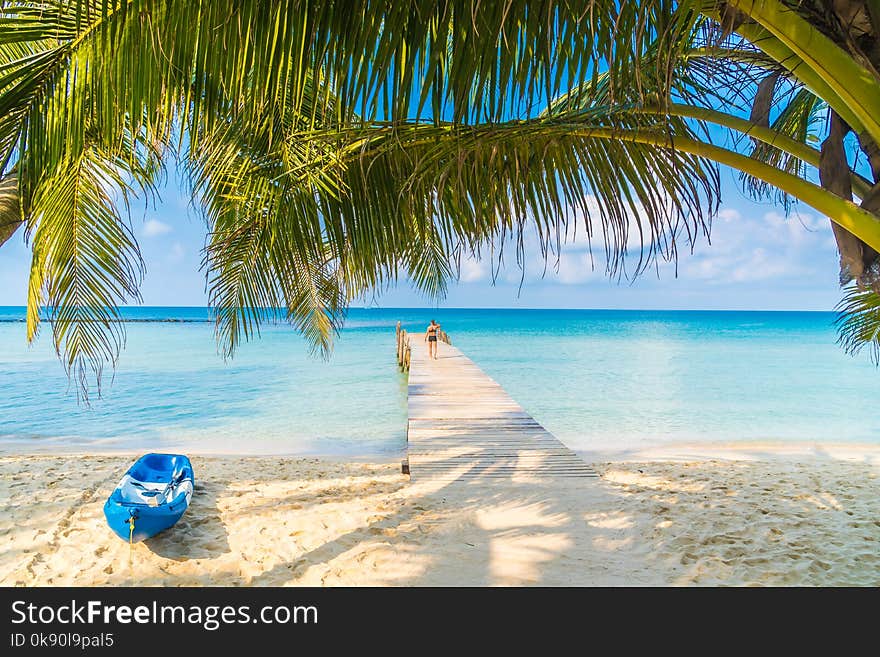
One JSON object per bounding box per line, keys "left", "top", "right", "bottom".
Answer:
{"left": 578, "top": 440, "right": 880, "bottom": 465}
{"left": 3, "top": 438, "right": 879, "bottom": 462}
{"left": 0, "top": 446, "right": 406, "bottom": 463}
{"left": 2, "top": 443, "right": 878, "bottom": 586}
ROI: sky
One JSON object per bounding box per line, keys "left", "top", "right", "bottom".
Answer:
{"left": 0, "top": 165, "right": 846, "bottom": 311}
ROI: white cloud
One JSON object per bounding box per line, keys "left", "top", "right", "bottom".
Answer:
{"left": 459, "top": 256, "right": 488, "bottom": 283}
{"left": 717, "top": 208, "right": 742, "bottom": 222}
{"left": 438, "top": 201, "right": 839, "bottom": 292}
{"left": 556, "top": 250, "right": 599, "bottom": 284}
{"left": 168, "top": 242, "right": 185, "bottom": 262}
{"left": 729, "top": 248, "right": 794, "bottom": 282}
{"left": 143, "top": 219, "right": 172, "bottom": 237}
{"left": 679, "top": 206, "right": 837, "bottom": 284}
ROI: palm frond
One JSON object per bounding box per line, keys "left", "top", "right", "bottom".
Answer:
{"left": 187, "top": 67, "right": 718, "bottom": 355}
{"left": 188, "top": 98, "right": 345, "bottom": 358}
{"left": 25, "top": 144, "right": 147, "bottom": 402}
{"left": 204, "top": 221, "right": 346, "bottom": 359}
{"left": 835, "top": 283, "right": 880, "bottom": 364}
{"left": 1, "top": 0, "right": 692, "bottom": 169}
{"left": 401, "top": 222, "right": 456, "bottom": 300}
{"left": 288, "top": 111, "right": 719, "bottom": 281}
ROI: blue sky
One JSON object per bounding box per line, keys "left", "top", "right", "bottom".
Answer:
{"left": 0, "top": 166, "right": 845, "bottom": 310}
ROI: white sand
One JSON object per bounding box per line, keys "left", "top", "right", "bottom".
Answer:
{"left": 2, "top": 445, "right": 878, "bottom": 586}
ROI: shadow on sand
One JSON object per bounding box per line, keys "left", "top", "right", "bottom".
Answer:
{"left": 245, "top": 454, "right": 615, "bottom": 586}
{"left": 144, "top": 478, "right": 231, "bottom": 561}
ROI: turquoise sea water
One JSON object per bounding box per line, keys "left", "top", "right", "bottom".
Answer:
{"left": 0, "top": 307, "right": 877, "bottom": 455}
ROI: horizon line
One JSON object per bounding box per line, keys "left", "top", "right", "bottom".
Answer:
{"left": 0, "top": 304, "right": 839, "bottom": 313}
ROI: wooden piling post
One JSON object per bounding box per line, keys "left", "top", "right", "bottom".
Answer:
{"left": 395, "top": 322, "right": 413, "bottom": 371}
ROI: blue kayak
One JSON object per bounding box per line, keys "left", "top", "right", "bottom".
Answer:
{"left": 103, "top": 453, "right": 194, "bottom": 542}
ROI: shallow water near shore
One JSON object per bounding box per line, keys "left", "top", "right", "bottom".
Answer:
{"left": 0, "top": 307, "right": 878, "bottom": 455}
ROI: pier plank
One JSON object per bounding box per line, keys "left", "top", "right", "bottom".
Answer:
{"left": 404, "top": 339, "right": 596, "bottom": 481}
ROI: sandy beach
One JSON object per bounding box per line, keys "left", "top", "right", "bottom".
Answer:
{"left": 2, "top": 444, "right": 878, "bottom": 586}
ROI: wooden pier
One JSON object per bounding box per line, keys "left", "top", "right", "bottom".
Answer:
{"left": 397, "top": 325, "right": 597, "bottom": 482}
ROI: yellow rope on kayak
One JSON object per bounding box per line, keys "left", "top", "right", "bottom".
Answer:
{"left": 128, "top": 516, "right": 135, "bottom": 562}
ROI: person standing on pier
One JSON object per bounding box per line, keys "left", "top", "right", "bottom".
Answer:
{"left": 425, "top": 319, "right": 441, "bottom": 360}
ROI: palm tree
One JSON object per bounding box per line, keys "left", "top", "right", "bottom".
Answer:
{"left": 2, "top": 1, "right": 880, "bottom": 399}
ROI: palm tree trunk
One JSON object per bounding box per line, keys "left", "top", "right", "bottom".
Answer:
{"left": 820, "top": 110, "right": 879, "bottom": 285}
{"left": 0, "top": 221, "right": 21, "bottom": 248}
{"left": 857, "top": 131, "right": 880, "bottom": 182}
{"left": 749, "top": 71, "right": 780, "bottom": 145}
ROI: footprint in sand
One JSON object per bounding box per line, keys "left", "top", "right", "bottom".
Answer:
{"left": 677, "top": 551, "right": 695, "bottom": 565}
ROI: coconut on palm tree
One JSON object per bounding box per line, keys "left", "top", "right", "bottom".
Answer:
{"left": 1, "top": 0, "right": 879, "bottom": 399}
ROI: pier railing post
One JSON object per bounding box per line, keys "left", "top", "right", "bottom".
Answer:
{"left": 395, "top": 322, "right": 412, "bottom": 372}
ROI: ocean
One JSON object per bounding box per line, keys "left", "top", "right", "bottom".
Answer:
{"left": 0, "top": 307, "right": 877, "bottom": 456}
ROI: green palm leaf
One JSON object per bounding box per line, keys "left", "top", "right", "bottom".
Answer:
{"left": 25, "top": 145, "right": 147, "bottom": 402}
{"left": 835, "top": 284, "right": 880, "bottom": 364}
{"left": 284, "top": 111, "right": 718, "bottom": 280}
